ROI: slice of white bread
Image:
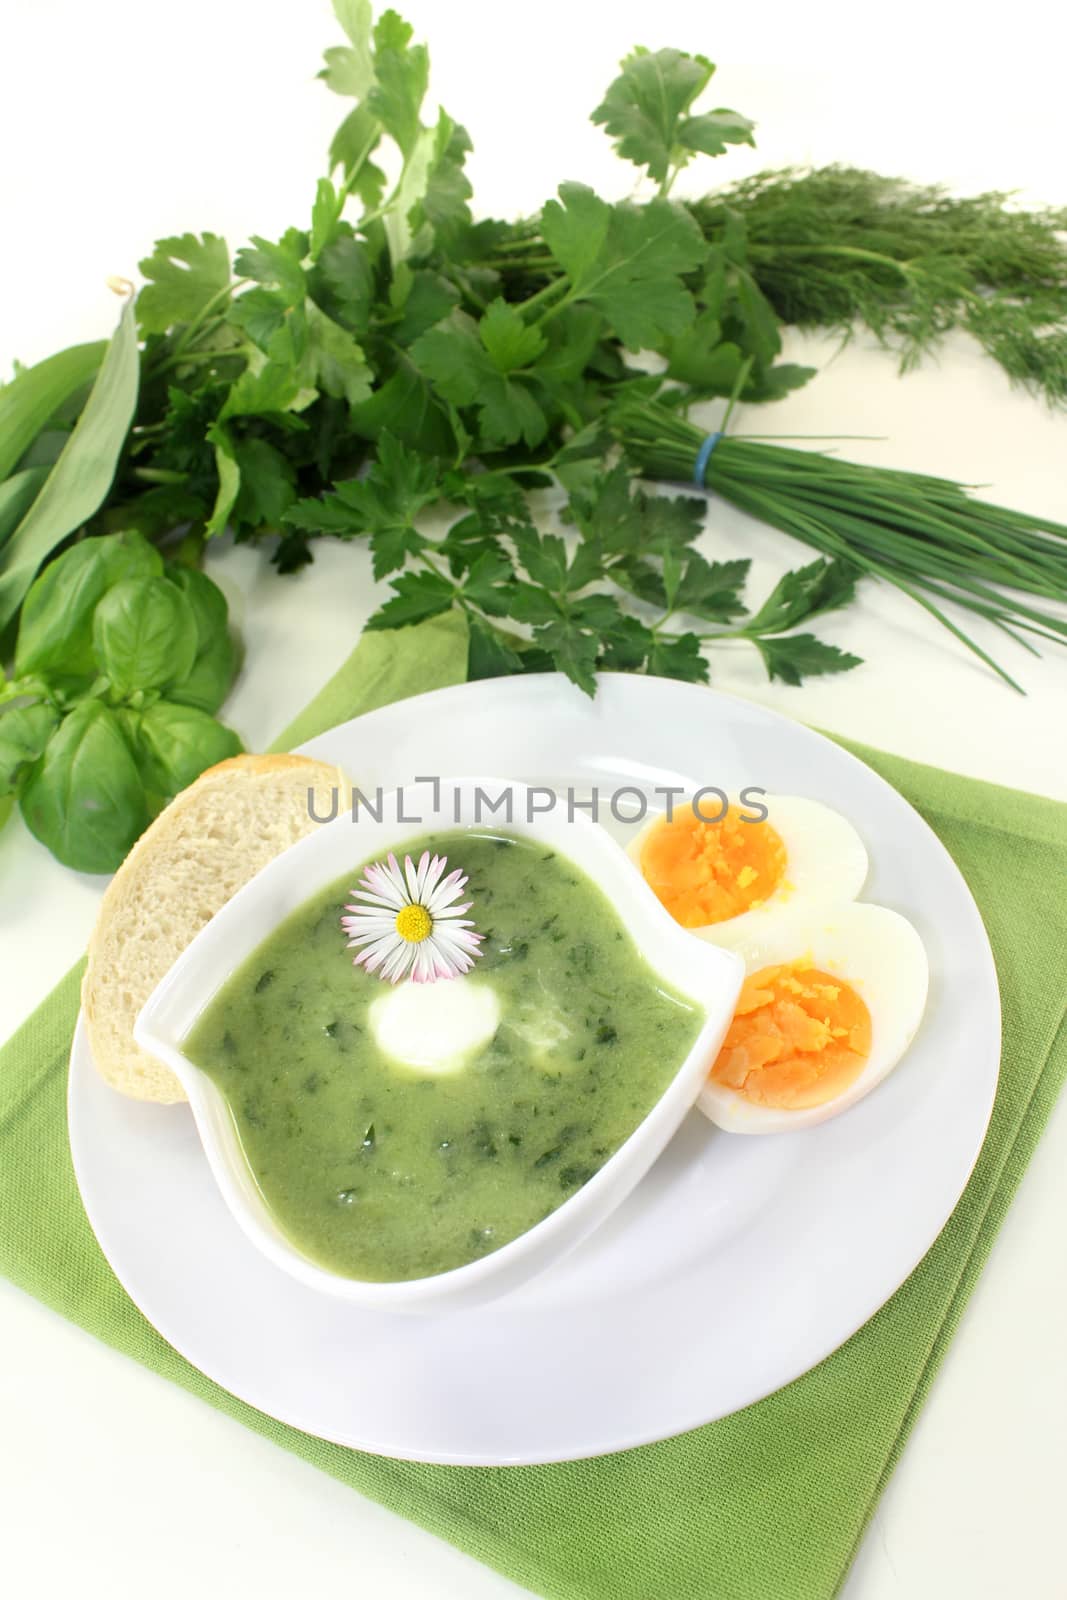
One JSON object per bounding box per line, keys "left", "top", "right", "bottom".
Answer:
{"left": 82, "top": 753, "right": 347, "bottom": 1104}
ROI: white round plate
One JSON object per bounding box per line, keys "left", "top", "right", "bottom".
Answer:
{"left": 68, "top": 675, "right": 1000, "bottom": 1465}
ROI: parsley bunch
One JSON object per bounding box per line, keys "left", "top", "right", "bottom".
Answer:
{"left": 3, "top": 0, "right": 1066, "bottom": 713}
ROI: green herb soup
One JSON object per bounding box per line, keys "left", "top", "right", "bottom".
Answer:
{"left": 184, "top": 830, "right": 703, "bottom": 1282}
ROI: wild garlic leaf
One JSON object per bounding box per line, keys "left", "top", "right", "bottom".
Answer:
{"left": 591, "top": 48, "right": 753, "bottom": 187}
{"left": 136, "top": 234, "right": 231, "bottom": 336}
{"left": 541, "top": 185, "right": 704, "bottom": 349}
{"left": 0, "top": 342, "right": 106, "bottom": 481}
{"left": 0, "top": 296, "right": 141, "bottom": 629}
{"left": 745, "top": 558, "right": 858, "bottom": 635}
{"left": 755, "top": 635, "right": 862, "bottom": 686}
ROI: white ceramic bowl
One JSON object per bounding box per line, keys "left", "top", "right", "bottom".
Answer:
{"left": 134, "top": 776, "right": 744, "bottom": 1313}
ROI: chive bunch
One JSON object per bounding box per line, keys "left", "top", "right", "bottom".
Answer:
{"left": 614, "top": 398, "right": 1067, "bottom": 690}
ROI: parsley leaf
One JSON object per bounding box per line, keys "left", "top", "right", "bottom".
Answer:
{"left": 232, "top": 438, "right": 296, "bottom": 531}
{"left": 755, "top": 635, "right": 863, "bottom": 685}
{"left": 233, "top": 234, "right": 307, "bottom": 306}
{"left": 303, "top": 301, "right": 373, "bottom": 408}
{"left": 675, "top": 552, "right": 750, "bottom": 621}
{"left": 591, "top": 48, "right": 753, "bottom": 188}
{"left": 367, "top": 9, "right": 429, "bottom": 158}
{"left": 467, "top": 617, "right": 524, "bottom": 680}
{"left": 285, "top": 432, "right": 438, "bottom": 577}
{"left": 319, "top": 0, "right": 375, "bottom": 98}
{"left": 137, "top": 234, "right": 231, "bottom": 336}
{"left": 531, "top": 618, "right": 600, "bottom": 695}
{"left": 744, "top": 558, "right": 859, "bottom": 634}
{"left": 411, "top": 310, "right": 548, "bottom": 447}
{"left": 365, "top": 568, "right": 453, "bottom": 629}
{"left": 459, "top": 548, "right": 516, "bottom": 617}
{"left": 406, "top": 110, "right": 474, "bottom": 251}
{"left": 478, "top": 299, "right": 547, "bottom": 372}
{"left": 647, "top": 630, "right": 709, "bottom": 683}
{"left": 541, "top": 185, "right": 705, "bottom": 350}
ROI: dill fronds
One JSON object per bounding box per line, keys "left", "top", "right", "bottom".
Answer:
{"left": 691, "top": 167, "right": 1067, "bottom": 404}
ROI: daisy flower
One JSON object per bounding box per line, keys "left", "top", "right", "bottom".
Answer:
{"left": 341, "top": 851, "right": 483, "bottom": 984}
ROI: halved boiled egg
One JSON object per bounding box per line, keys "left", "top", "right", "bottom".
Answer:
{"left": 697, "top": 901, "right": 929, "bottom": 1133}
{"left": 627, "top": 794, "right": 868, "bottom": 943}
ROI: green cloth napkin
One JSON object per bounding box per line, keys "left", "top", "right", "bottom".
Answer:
{"left": 2, "top": 614, "right": 1065, "bottom": 1600}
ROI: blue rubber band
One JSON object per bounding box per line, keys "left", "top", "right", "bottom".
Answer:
{"left": 693, "top": 430, "right": 723, "bottom": 486}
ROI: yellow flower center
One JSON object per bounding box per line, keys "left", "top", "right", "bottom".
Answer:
{"left": 395, "top": 903, "right": 432, "bottom": 943}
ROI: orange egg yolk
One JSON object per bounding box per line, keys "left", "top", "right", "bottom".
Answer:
{"left": 639, "top": 809, "right": 787, "bottom": 928}
{"left": 710, "top": 961, "right": 872, "bottom": 1110}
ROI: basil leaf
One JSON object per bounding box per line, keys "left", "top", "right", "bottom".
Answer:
{"left": 0, "top": 700, "right": 60, "bottom": 796}
{"left": 92, "top": 576, "right": 198, "bottom": 695}
{"left": 131, "top": 701, "right": 242, "bottom": 801}
{"left": 0, "top": 299, "right": 140, "bottom": 629}
{"left": 15, "top": 531, "right": 163, "bottom": 683}
{"left": 20, "top": 700, "right": 148, "bottom": 873}
{"left": 0, "top": 342, "right": 105, "bottom": 482}
{"left": 165, "top": 567, "right": 237, "bottom": 715}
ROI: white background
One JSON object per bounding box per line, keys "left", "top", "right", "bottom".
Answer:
{"left": 2, "top": 1, "right": 1066, "bottom": 1596}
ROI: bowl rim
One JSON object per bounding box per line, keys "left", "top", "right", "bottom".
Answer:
{"left": 134, "top": 774, "right": 744, "bottom": 1308}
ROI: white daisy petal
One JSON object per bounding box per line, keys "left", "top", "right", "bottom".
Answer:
{"left": 358, "top": 866, "right": 407, "bottom": 911}
{"left": 431, "top": 902, "right": 473, "bottom": 922}
{"left": 427, "top": 874, "right": 469, "bottom": 913}
{"left": 383, "top": 942, "right": 416, "bottom": 983}
{"left": 413, "top": 850, "right": 432, "bottom": 898}
{"left": 422, "top": 854, "right": 447, "bottom": 900}
{"left": 402, "top": 854, "right": 421, "bottom": 902}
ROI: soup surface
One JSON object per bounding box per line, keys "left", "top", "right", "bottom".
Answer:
{"left": 184, "top": 830, "right": 703, "bottom": 1281}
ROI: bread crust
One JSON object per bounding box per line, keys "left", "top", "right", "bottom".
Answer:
{"left": 82, "top": 752, "right": 347, "bottom": 1104}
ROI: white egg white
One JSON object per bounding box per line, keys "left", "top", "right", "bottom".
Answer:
{"left": 697, "top": 900, "right": 929, "bottom": 1133}
{"left": 626, "top": 793, "right": 869, "bottom": 944}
